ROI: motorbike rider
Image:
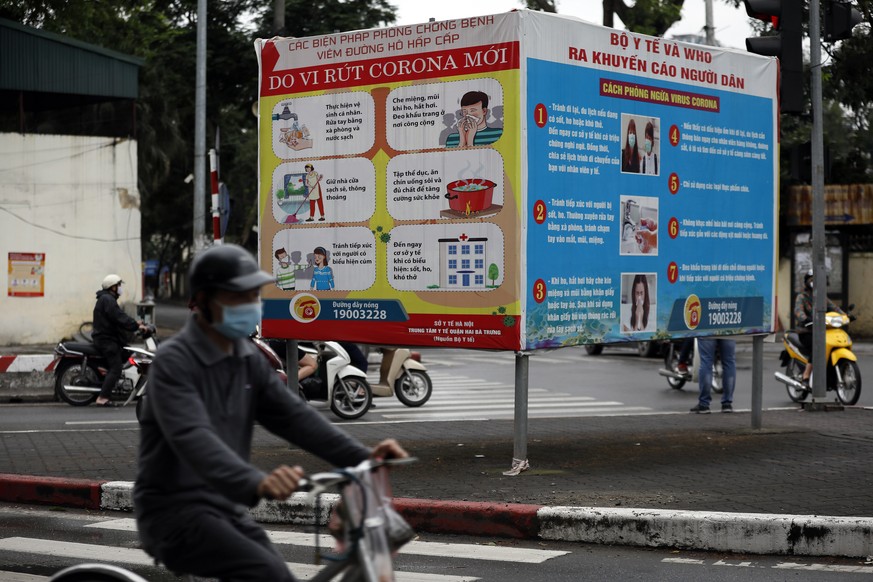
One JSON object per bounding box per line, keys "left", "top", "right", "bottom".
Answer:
{"left": 793, "top": 269, "right": 844, "bottom": 385}
{"left": 92, "top": 274, "right": 148, "bottom": 407}
{"left": 134, "top": 243, "right": 407, "bottom": 582}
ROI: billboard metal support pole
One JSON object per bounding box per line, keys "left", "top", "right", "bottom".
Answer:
{"left": 752, "top": 335, "right": 763, "bottom": 429}
{"left": 505, "top": 352, "right": 530, "bottom": 476}
{"left": 286, "top": 340, "right": 299, "bottom": 394}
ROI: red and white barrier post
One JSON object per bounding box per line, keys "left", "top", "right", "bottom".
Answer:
{"left": 209, "top": 148, "right": 222, "bottom": 245}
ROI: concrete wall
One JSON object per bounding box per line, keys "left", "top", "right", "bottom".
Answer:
{"left": 848, "top": 252, "right": 873, "bottom": 337}
{"left": 0, "top": 134, "right": 141, "bottom": 345}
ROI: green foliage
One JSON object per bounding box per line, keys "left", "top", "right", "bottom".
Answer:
{"left": 617, "top": 0, "right": 683, "bottom": 36}
{"left": 2, "top": 0, "right": 397, "bottom": 297}
{"left": 258, "top": 0, "right": 396, "bottom": 38}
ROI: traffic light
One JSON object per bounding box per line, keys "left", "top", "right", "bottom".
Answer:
{"left": 743, "top": 0, "right": 804, "bottom": 114}
{"left": 824, "top": 1, "right": 863, "bottom": 42}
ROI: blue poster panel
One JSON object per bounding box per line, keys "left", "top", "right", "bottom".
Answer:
{"left": 522, "top": 18, "right": 777, "bottom": 350}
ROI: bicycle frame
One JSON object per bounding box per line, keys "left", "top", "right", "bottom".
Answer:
{"left": 301, "top": 457, "right": 416, "bottom": 582}
{"left": 48, "top": 458, "right": 415, "bottom": 582}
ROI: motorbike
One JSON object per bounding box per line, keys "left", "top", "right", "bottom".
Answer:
{"left": 52, "top": 325, "right": 157, "bottom": 409}
{"left": 658, "top": 338, "right": 723, "bottom": 393}
{"left": 251, "top": 336, "right": 373, "bottom": 420}
{"left": 774, "top": 307, "right": 861, "bottom": 405}
{"left": 370, "top": 347, "right": 433, "bottom": 407}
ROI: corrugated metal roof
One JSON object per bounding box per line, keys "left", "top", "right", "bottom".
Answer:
{"left": 0, "top": 18, "right": 143, "bottom": 98}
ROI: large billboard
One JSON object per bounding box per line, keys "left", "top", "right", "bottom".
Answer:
{"left": 255, "top": 10, "right": 778, "bottom": 351}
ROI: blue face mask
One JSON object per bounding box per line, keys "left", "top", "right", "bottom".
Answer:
{"left": 213, "top": 301, "right": 262, "bottom": 339}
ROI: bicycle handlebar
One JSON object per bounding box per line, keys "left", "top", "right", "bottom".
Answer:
{"left": 297, "top": 456, "right": 417, "bottom": 493}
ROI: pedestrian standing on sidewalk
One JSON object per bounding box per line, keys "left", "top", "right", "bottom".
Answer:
{"left": 690, "top": 337, "right": 736, "bottom": 414}
{"left": 92, "top": 274, "right": 148, "bottom": 407}
{"left": 134, "top": 244, "right": 407, "bottom": 582}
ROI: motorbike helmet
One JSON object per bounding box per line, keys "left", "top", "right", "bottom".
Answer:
{"left": 188, "top": 244, "right": 274, "bottom": 297}
{"left": 804, "top": 269, "right": 814, "bottom": 288}
{"left": 102, "top": 274, "right": 123, "bottom": 290}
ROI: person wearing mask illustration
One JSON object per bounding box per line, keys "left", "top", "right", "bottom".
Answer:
{"left": 445, "top": 90, "right": 503, "bottom": 148}
{"left": 274, "top": 247, "right": 307, "bottom": 291}
{"left": 622, "top": 274, "right": 650, "bottom": 332}
{"left": 304, "top": 163, "right": 325, "bottom": 222}
{"left": 641, "top": 121, "right": 658, "bottom": 175}
{"left": 621, "top": 118, "right": 641, "bottom": 173}
{"left": 92, "top": 274, "right": 149, "bottom": 407}
{"left": 310, "top": 246, "right": 335, "bottom": 291}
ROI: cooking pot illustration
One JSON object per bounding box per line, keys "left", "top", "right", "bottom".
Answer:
{"left": 445, "top": 178, "right": 497, "bottom": 215}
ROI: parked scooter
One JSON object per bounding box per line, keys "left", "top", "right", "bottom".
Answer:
{"left": 52, "top": 325, "right": 157, "bottom": 408}
{"left": 775, "top": 306, "right": 861, "bottom": 405}
{"left": 658, "top": 338, "right": 723, "bottom": 393}
{"left": 251, "top": 336, "right": 373, "bottom": 420}
{"left": 371, "top": 347, "right": 432, "bottom": 406}
{"left": 126, "top": 345, "right": 154, "bottom": 421}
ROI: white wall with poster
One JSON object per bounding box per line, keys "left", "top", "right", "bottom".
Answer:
{"left": 0, "top": 134, "right": 142, "bottom": 345}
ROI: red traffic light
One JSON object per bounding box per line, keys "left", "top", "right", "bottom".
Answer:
{"left": 742, "top": 0, "right": 804, "bottom": 114}
{"left": 743, "top": 0, "right": 784, "bottom": 26}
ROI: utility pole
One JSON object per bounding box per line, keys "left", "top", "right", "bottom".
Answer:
{"left": 704, "top": 0, "right": 716, "bottom": 45}
{"left": 808, "top": 0, "right": 830, "bottom": 407}
{"left": 193, "top": 0, "right": 207, "bottom": 252}
{"left": 274, "top": 0, "right": 285, "bottom": 34}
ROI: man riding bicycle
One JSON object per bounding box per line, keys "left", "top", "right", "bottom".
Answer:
{"left": 134, "top": 244, "right": 407, "bottom": 581}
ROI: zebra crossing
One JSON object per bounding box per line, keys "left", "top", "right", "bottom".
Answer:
{"left": 0, "top": 516, "right": 567, "bottom": 581}
{"left": 366, "top": 368, "right": 653, "bottom": 421}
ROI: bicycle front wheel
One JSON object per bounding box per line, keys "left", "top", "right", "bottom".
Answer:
{"left": 50, "top": 563, "right": 149, "bottom": 582}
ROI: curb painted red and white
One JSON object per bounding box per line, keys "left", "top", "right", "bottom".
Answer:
{"left": 0, "top": 355, "right": 56, "bottom": 373}
{"left": 1, "top": 474, "right": 871, "bottom": 558}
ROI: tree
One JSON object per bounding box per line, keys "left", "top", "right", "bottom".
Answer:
{"left": 488, "top": 263, "right": 500, "bottom": 287}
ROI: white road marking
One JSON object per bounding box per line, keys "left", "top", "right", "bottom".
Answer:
{"left": 0, "top": 537, "right": 154, "bottom": 566}
{"left": 64, "top": 420, "right": 139, "bottom": 426}
{"left": 380, "top": 406, "right": 652, "bottom": 421}
{"left": 87, "top": 519, "right": 567, "bottom": 563}
{"left": 662, "top": 557, "right": 705, "bottom": 564}
{"left": 0, "top": 571, "right": 48, "bottom": 581}
{"left": 0, "top": 428, "right": 137, "bottom": 434}
{"left": 0, "top": 537, "right": 478, "bottom": 582}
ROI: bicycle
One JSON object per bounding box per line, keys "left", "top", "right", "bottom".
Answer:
{"left": 49, "top": 457, "right": 416, "bottom": 582}
{"left": 297, "top": 456, "right": 417, "bottom": 581}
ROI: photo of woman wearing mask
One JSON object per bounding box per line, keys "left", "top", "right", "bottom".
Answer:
{"left": 621, "top": 116, "right": 641, "bottom": 173}
{"left": 641, "top": 120, "right": 659, "bottom": 176}
{"left": 622, "top": 273, "right": 656, "bottom": 333}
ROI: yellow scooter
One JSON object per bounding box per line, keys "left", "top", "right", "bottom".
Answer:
{"left": 774, "top": 306, "right": 861, "bottom": 405}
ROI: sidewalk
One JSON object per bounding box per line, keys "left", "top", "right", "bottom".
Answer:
{"left": 1, "top": 405, "right": 872, "bottom": 557}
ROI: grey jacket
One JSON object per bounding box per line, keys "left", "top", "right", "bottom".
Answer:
{"left": 134, "top": 317, "right": 370, "bottom": 527}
